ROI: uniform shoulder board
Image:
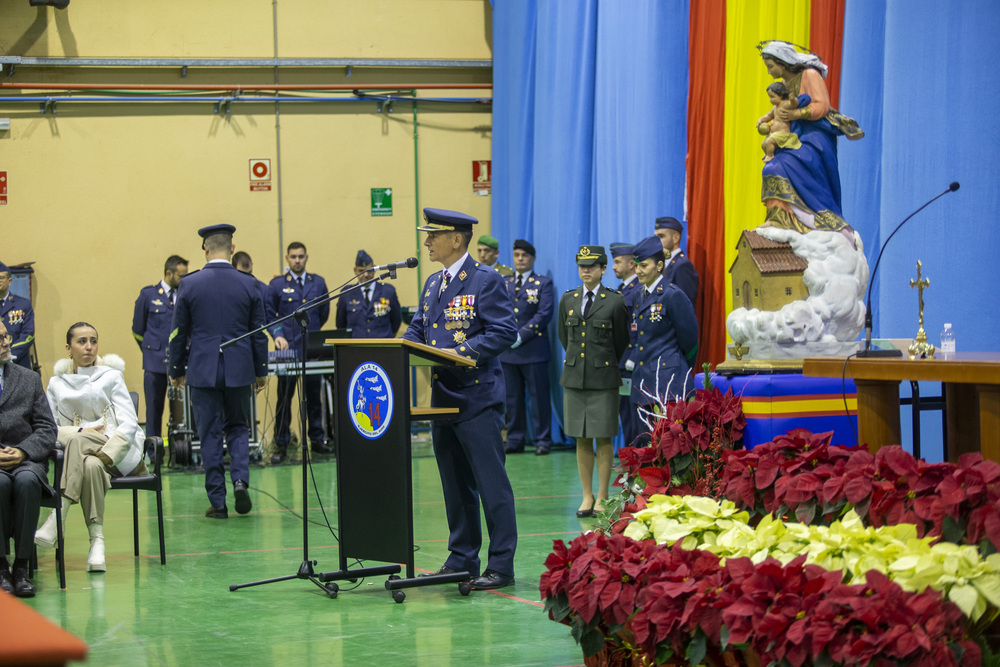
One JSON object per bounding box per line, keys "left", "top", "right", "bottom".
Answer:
{"left": 563, "top": 287, "right": 576, "bottom": 294}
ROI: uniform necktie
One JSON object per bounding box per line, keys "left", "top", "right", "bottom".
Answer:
{"left": 298, "top": 276, "right": 304, "bottom": 290}
{"left": 364, "top": 287, "right": 371, "bottom": 307}
{"left": 440, "top": 271, "right": 451, "bottom": 295}
{"left": 515, "top": 274, "right": 523, "bottom": 292}
{"left": 583, "top": 290, "right": 593, "bottom": 318}
{"left": 168, "top": 290, "right": 175, "bottom": 308}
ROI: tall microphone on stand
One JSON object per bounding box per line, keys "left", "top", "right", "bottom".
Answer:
{"left": 858, "top": 182, "right": 960, "bottom": 358}
{"left": 371, "top": 257, "right": 418, "bottom": 273}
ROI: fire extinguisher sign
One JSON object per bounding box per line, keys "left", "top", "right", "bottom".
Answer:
{"left": 249, "top": 159, "right": 271, "bottom": 192}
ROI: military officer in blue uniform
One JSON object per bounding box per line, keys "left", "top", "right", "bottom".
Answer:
{"left": 610, "top": 243, "right": 643, "bottom": 447}
{"left": 500, "top": 239, "right": 555, "bottom": 456}
{"left": 168, "top": 224, "right": 268, "bottom": 518}
{"left": 402, "top": 207, "right": 518, "bottom": 591}
{"left": 629, "top": 236, "right": 699, "bottom": 443}
{"left": 266, "top": 242, "right": 334, "bottom": 464}
{"left": 0, "top": 263, "right": 35, "bottom": 370}
{"left": 132, "top": 255, "right": 189, "bottom": 450}
{"left": 654, "top": 216, "right": 699, "bottom": 306}
{"left": 558, "top": 245, "right": 630, "bottom": 518}
{"left": 335, "top": 249, "right": 402, "bottom": 338}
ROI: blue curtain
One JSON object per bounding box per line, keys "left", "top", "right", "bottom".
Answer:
{"left": 493, "top": 0, "right": 690, "bottom": 442}
{"left": 843, "top": 0, "right": 1000, "bottom": 353}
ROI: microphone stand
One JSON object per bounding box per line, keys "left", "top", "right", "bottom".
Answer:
{"left": 858, "top": 184, "right": 959, "bottom": 358}
{"left": 228, "top": 271, "right": 398, "bottom": 597}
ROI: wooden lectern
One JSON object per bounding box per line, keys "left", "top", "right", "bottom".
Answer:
{"left": 322, "top": 338, "right": 474, "bottom": 603}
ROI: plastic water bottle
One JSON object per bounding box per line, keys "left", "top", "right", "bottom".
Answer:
{"left": 940, "top": 323, "right": 956, "bottom": 359}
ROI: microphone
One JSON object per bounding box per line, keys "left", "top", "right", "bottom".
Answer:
{"left": 372, "top": 257, "right": 418, "bottom": 272}
{"left": 858, "top": 182, "right": 960, "bottom": 358}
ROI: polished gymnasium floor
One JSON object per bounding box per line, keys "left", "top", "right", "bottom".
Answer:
{"left": 25, "top": 437, "right": 592, "bottom": 666}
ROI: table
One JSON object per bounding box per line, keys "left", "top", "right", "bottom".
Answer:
{"left": 803, "top": 353, "right": 1000, "bottom": 462}
{"left": 0, "top": 593, "right": 88, "bottom": 665}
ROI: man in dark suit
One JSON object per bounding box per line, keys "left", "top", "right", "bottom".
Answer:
{"left": 500, "top": 239, "right": 555, "bottom": 455}
{"left": 654, "top": 216, "right": 699, "bottom": 306}
{"left": 266, "top": 242, "right": 334, "bottom": 464}
{"left": 335, "top": 249, "right": 402, "bottom": 338}
{"left": 0, "top": 262, "right": 36, "bottom": 370}
{"left": 168, "top": 224, "right": 268, "bottom": 519}
{"left": 402, "top": 207, "right": 518, "bottom": 591}
{"left": 233, "top": 251, "right": 271, "bottom": 310}
{"left": 132, "top": 254, "right": 189, "bottom": 452}
{"left": 0, "top": 320, "right": 57, "bottom": 597}
{"left": 610, "top": 242, "right": 642, "bottom": 447}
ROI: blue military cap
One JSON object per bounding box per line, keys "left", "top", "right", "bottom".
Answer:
{"left": 633, "top": 236, "right": 666, "bottom": 263}
{"left": 576, "top": 245, "right": 606, "bottom": 266}
{"left": 198, "top": 223, "right": 236, "bottom": 239}
{"left": 655, "top": 216, "right": 684, "bottom": 233}
{"left": 418, "top": 208, "right": 478, "bottom": 232}
{"left": 0, "top": 261, "right": 9, "bottom": 273}
{"left": 609, "top": 243, "right": 634, "bottom": 258}
{"left": 355, "top": 249, "right": 374, "bottom": 267}
{"left": 513, "top": 239, "right": 536, "bottom": 256}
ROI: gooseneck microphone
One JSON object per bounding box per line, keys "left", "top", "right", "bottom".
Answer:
{"left": 372, "top": 257, "right": 418, "bottom": 272}
{"left": 858, "top": 182, "right": 960, "bottom": 358}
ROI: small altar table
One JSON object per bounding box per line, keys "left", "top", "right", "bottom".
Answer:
{"left": 803, "top": 353, "right": 1000, "bottom": 463}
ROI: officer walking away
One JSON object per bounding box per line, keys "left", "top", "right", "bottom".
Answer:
{"left": 132, "top": 255, "right": 188, "bottom": 453}
{"left": 266, "top": 242, "right": 334, "bottom": 464}
{"left": 558, "top": 245, "right": 629, "bottom": 518}
{"left": 475, "top": 235, "right": 514, "bottom": 276}
{"left": 610, "top": 243, "right": 642, "bottom": 447}
{"left": 654, "top": 216, "right": 699, "bottom": 306}
{"left": 0, "top": 263, "right": 35, "bottom": 370}
{"left": 500, "top": 239, "right": 555, "bottom": 456}
{"left": 168, "top": 224, "right": 268, "bottom": 519}
{"left": 402, "top": 207, "right": 518, "bottom": 591}
{"left": 335, "top": 250, "right": 402, "bottom": 338}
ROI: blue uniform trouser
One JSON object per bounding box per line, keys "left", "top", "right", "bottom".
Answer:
{"left": 618, "top": 377, "right": 641, "bottom": 448}
{"left": 143, "top": 370, "right": 168, "bottom": 439}
{"left": 432, "top": 407, "right": 517, "bottom": 577}
{"left": 273, "top": 375, "right": 325, "bottom": 450}
{"left": 0, "top": 468, "right": 43, "bottom": 561}
{"left": 501, "top": 361, "right": 552, "bottom": 449}
{"left": 190, "top": 382, "right": 252, "bottom": 510}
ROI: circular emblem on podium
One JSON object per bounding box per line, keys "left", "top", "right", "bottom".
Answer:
{"left": 348, "top": 362, "right": 394, "bottom": 440}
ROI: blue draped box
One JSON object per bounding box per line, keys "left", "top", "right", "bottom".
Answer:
{"left": 696, "top": 373, "right": 859, "bottom": 449}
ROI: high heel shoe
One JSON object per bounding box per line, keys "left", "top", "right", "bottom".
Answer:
{"left": 576, "top": 498, "right": 596, "bottom": 518}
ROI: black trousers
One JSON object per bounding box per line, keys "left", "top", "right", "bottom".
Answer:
{"left": 0, "top": 467, "right": 43, "bottom": 561}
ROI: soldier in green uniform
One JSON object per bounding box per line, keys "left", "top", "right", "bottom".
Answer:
{"left": 476, "top": 234, "right": 514, "bottom": 276}
{"left": 557, "top": 245, "right": 629, "bottom": 518}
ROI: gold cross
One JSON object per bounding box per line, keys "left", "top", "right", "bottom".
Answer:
{"left": 909, "top": 260, "right": 930, "bottom": 330}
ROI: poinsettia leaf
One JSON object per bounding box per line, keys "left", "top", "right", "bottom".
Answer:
{"left": 795, "top": 502, "right": 816, "bottom": 525}
{"left": 942, "top": 514, "right": 965, "bottom": 545}
{"left": 580, "top": 627, "right": 607, "bottom": 657}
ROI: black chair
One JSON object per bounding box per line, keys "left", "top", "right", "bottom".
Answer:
{"left": 31, "top": 449, "right": 66, "bottom": 590}
{"left": 110, "top": 392, "right": 166, "bottom": 565}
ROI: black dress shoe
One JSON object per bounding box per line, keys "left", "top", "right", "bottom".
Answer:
{"left": 12, "top": 568, "right": 35, "bottom": 598}
{"left": 418, "top": 565, "right": 470, "bottom": 579}
{"left": 504, "top": 444, "right": 524, "bottom": 454}
{"left": 311, "top": 442, "right": 334, "bottom": 456}
{"left": 234, "top": 480, "right": 252, "bottom": 514}
{"left": 270, "top": 449, "right": 287, "bottom": 465}
{"left": 535, "top": 445, "right": 550, "bottom": 456}
{"left": 576, "top": 497, "right": 596, "bottom": 518}
{"left": 0, "top": 565, "right": 13, "bottom": 594}
{"left": 205, "top": 505, "right": 229, "bottom": 519}
{"left": 468, "top": 569, "right": 514, "bottom": 591}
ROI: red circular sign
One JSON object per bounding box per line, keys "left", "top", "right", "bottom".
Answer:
{"left": 252, "top": 161, "right": 269, "bottom": 178}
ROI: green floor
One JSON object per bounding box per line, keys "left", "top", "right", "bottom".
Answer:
{"left": 24, "top": 438, "right": 592, "bottom": 666}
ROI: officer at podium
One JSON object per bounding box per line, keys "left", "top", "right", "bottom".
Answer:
{"left": 402, "top": 207, "right": 518, "bottom": 591}
{"left": 335, "top": 250, "right": 402, "bottom": 338}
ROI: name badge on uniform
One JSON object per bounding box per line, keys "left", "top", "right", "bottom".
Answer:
{"left": 630, "top": 321, "right": 637, "bottom": 332}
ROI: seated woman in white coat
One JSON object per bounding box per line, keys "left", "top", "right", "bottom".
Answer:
{"left": 34, "top": 322, "right": 147, "bottom": 572}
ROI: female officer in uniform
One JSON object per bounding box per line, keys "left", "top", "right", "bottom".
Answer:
{"left": 557, "top": 246, "right": 629, "bottom": 518}
{"left": 628, "top": 236, "right": 698, "bottom": 442}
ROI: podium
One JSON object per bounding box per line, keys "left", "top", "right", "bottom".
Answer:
{"left": 322, "top": 338, "right": 475, "bottom": 602}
